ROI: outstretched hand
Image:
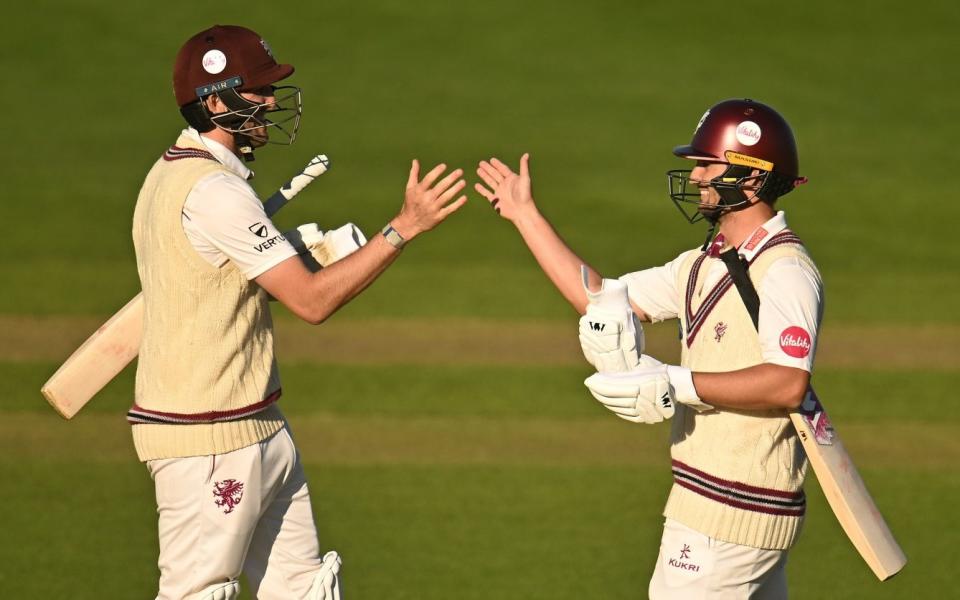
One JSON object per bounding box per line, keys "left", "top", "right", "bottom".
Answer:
{"left": 475, "top": 154, "right": 535, "bottom": 222}
{"left": 393, "top": 160, "right": 468, "bottom": 240}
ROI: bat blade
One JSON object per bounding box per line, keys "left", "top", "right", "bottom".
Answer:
{"left": 42, "top": 294, "right": 144, "bottom": 418}
{"left": 791, "top": 390, "right": 907, "bottom": 580}
{"left": 42, "top": 153, "right": 330, "bottom": 419}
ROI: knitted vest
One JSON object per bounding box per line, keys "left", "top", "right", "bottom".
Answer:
{"left": 663, "top": 231, "right": 818, "bottom": 550}
{"left": 129, "top": 135, "right": 284, "bottom": 461}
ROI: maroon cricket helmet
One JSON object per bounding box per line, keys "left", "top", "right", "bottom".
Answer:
{"left": 667, "top": 99, "right": 806, "bottom": 226}
{"left": 673, "top": 98, "right": 799, "bottom": 178}
{"left": 173, "top": 25, "right": 294, "bottom": 107}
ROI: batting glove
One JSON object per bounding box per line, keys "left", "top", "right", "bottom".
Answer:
{"left": 285, "top": 223, "right": 367, "bottom": 268}
{"left": 584, "top": 364, "right": 712, "bottom": 424}
{"left": 307, "top": 550, "right": 342, "bottom": 600}
{"left": 578, "top": 268, "right": 645, "bottom": 372}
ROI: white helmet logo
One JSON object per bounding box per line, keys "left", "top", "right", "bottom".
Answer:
{"left": 694, "top": 109, "right": 710, "bottom": 134}
{"left": 736, "top": 121, "right": 761, "bottom": 146}
{"left": 261, "top": 39, "right": 274, "bottom": 58}
{"left": 202, "top": 49, "right": 227, "bottom": 75}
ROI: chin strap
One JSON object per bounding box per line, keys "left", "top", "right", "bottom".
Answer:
{"left": 236, "top": 137, "right": 256, "bottom": 162}
{"left": 700, "top": 220, "right": 718, "bottom": 252}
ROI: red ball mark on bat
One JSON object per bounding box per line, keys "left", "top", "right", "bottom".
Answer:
{"left": 779, "top": 326, "right": 812, "bottom": 358}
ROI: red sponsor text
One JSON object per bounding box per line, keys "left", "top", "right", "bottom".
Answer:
{"left": 779, "top": 326, "right": 812, "bottom": 358}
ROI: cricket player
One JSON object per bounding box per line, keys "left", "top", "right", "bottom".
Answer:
{"left": 132, "top": 25, "right": 466, "bottom": 599}
{"left": 475, "top": 99, "right": 822, "bottom": 598}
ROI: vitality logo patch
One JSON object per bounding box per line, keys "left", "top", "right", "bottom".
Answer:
{"left": 779, "top": 326, "right": 812, "bottom": 358}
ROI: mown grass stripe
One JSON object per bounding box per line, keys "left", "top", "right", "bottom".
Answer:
{"left": 2, "top": 315, "right": 958, "bottom": 369}
{"left": 3, "top": 413, "right": 957, "bottom": 469}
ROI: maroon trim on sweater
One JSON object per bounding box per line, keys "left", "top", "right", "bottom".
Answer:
{"left": 683, "top": 231, "right": 803, "bottom": 347}
{"left": 672, "top": 459, "right": 806, "bottom": 517}
{"left": 162, "top": 145, "right": 218, "bottom": 163}
{"left": 127, "top": 388, "right": 281, "bottom": 425}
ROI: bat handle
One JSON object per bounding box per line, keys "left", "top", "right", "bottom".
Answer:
{"left": 263, "top": 154, "right": 330, "bottom": 217}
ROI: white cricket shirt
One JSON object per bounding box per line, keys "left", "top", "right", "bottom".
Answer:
{"left": 619, "top": 212, "right": 823, "bottom": 371}
{"left": 178, "top": 128, "right": 298, "bottom": 279}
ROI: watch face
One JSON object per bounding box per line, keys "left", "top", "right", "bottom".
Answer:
{"left": 382, "top": 225, "right": 406, "bottom": 249}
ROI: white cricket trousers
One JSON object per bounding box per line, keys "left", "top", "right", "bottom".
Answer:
{"left": 648, "top": 519, "right": 788, "bottom": 599}
{"left": 147, "top": 425, "right": 327, "bottom": 600}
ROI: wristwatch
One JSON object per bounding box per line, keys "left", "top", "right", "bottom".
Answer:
{"left": 381, "top": 224, "right": 407, "bottom": 250}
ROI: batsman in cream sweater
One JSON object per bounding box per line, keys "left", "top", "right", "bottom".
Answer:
{"left": 133, "top": 25, "right": 467, "bottom": 600}
{"left": 476, "top": 99, "right": 821, "bottom": 599}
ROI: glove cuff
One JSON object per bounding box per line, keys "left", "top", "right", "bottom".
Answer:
{"left": 666, "top": 365, "right": 712, "bottom": 412}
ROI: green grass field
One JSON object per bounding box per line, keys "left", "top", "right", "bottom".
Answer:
{"left": 2, "top": 0, "right": 958, "bottom": 597}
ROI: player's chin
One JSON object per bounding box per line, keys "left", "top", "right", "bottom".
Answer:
{"left": 248, "top": 129, "right": 269, "bottom": 148}
{"left": 697, "top": 204, "right": 722, "bottom": 221}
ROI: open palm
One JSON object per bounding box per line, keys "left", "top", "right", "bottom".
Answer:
{"left": 475, "top": 154, "right": 534, "bottom": 222}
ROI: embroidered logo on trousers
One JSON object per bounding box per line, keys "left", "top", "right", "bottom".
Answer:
{"left": 213, "top": 479, "right": 244, "bottom": 514}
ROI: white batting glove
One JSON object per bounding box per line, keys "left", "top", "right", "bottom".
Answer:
{"left": 578, "top": 267, "right": 644, "bottom": 372}
{"left": 323, "top": 222, "right": 367, "bottom": 263}
{"left": 307, "top": 550, "right": 342, "bottom": 600}
{"left": 578, "top": 310, "right": 642, "bottom": 372}
{"left": 286, "top": 223, "right": 326, "bottom": 251}
{"left": 584, "top": 364, "right": 712, "bottom": 424}
{"left": 285, "top": 223, "right": 367, "bottom": 268}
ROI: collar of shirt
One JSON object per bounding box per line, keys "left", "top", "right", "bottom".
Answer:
{"left": 736, "top": 211, "right": 789, "bottom": 261}
{"left": 182, "top": 128, "right": 254, "bottom": 181}
{"left": 704, "top": 211, "right": 789, "bottom": 260}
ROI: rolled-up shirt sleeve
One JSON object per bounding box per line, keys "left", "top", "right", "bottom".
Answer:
{"left": 618, "top": 250, "right": 697, "bottom": 322}
{"left": 758, "top": 256, "right": 823, "bottom": 372}
{"left": 183, "top": 173, "right": 298, "bottom": 279}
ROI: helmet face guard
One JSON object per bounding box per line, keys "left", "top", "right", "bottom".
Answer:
{"left": 667, "top": 165, "right": 766, "bottom": 224}
{"left": 211, "top": 85, "right": 302, "bottom": 153}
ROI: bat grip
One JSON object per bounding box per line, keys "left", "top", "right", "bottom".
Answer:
{"left": 262, "top": 154, "right": 330, "bottom": 217}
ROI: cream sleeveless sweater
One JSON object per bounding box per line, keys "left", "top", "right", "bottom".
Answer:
{"left": 663, "top": 231, "right": 818, "bottom": 550}
{"left": 129, "top": 135, "right": 284, "bottom": 461}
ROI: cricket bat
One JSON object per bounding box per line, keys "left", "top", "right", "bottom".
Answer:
{"left": 791, "top": 390, "right": 907, "bottom": 580}
{"left": 715, "top": 248, "right": 907, "bottom": 581}
{"left": 41, "top": 154, "right": 331, "bottom": 419}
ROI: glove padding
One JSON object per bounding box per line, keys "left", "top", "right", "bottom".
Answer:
{"left": 584, "top": 362, "right": 675, "bottom": 423}
{"left": 584, "top": 363, "right": 712, "bottom": 424}
{"left": 285, "top": 223, "right": 367, "bottom": 272}
{"left": 578, "top": 268, "right": 644, "bottom": 372}
{"left": 307, "top": 550, "right": 342, "bottom": 600}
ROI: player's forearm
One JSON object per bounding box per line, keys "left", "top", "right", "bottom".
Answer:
{"left": 295, "top": 234, "right": 402, "bottom": 324}
{"left": 512, "top": 209, "right": 600, "bottom": 314}
{"left": 692, "top": 363, "right": 809, "bottom": 411}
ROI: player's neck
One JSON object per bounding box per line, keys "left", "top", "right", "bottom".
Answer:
{"left": 718, "top": 200, "right": 775, "bottom": 248}
{"left": 200, "top": 127, "right": 240, "bottom": 157}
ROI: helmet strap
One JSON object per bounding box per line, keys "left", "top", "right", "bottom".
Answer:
{"left": 179, "top": 101, "right": 216, "bottom": 133}
{"left": 757, "top": 171, "right": 798, "bottom": 201}
{"left": 700, "top": 220, "right": 718, "bottom": 252}
{"left": 713, "top": 165, "right": 754, "bottom": 209}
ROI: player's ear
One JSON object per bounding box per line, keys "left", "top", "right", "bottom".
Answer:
{"left": 204, "top": 94, "right": 225, "bottom": 114}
